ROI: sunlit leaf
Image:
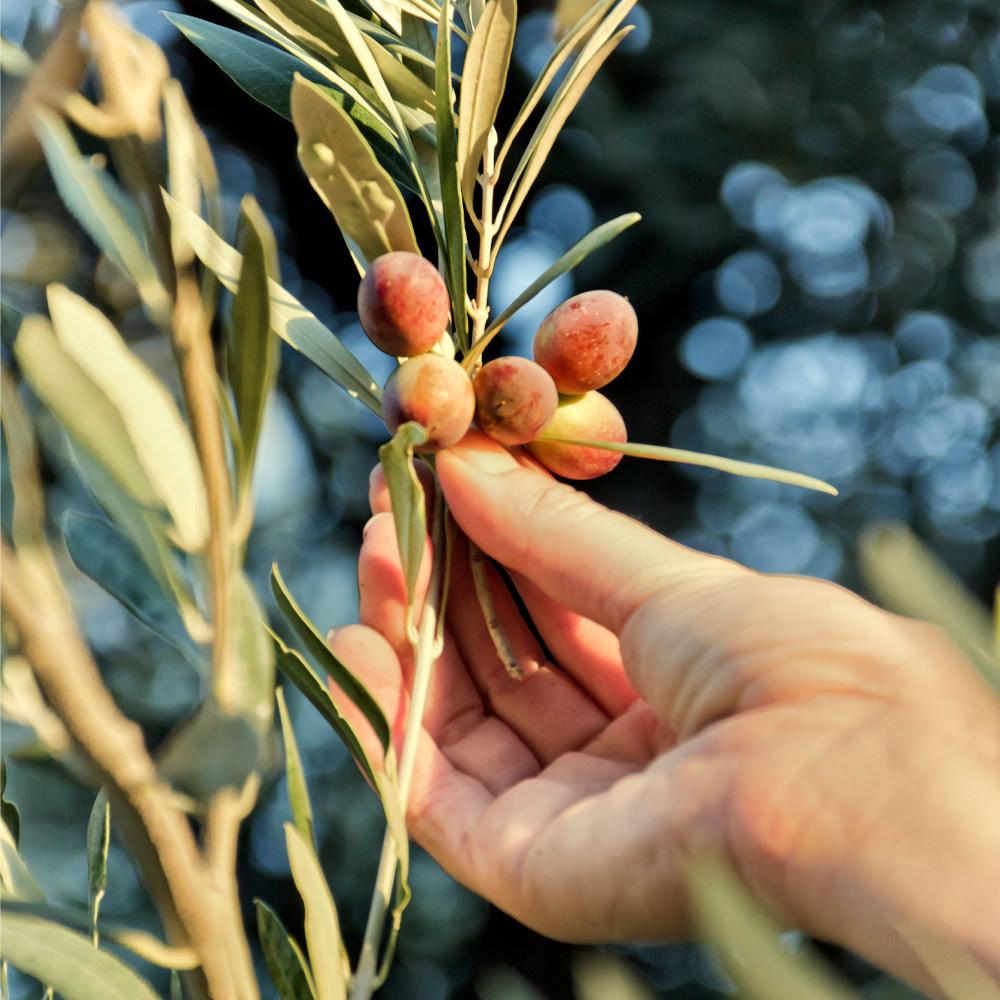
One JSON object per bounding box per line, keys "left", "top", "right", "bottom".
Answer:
{"left": 0, "top": 912, "right": 160, "bottom": 1000}
{"left": 284, "top": 824, "right": 349, "bottom": 1000}
{"left": 271, "top": 565, "right": 390, "bottom": 752}
{"left": 687, "top": 852, "right": 856, "bottom": 1000}
{"left": 435, "top": 0, "right": 469, "bottom": 351}
{"left": 61, "top": 512, "right": 203, "bottom": 670}
{"left": 163, "top": 192, "right": 382, "bottom": 414}
{"left": 365, "top": 0, "right": 403, "bottom": 34}
{"left": 229, "top": 196, "right": 280, "bottom": 492}
{"left": 572, "top": 952, "right": 655, "bottom": 1000}
{"left": 228, "top": 572, "right": 278, "bottom": 730}
{"left": 456, "top": 0, "right": 516, "bottom": 208}
{"left": 378, "top": 423, "right": 428, "bottom": 606}
{"left": 157, "top": 705, "right": 261, "bottom": 800}
{"left": 255, "top": 899, "right": 316, "bottom": 1000}
{"left": 32, "top": 110, "right": 170, "bottom": 324}
{"left": 859, "top": 522, "right": 997, "bottom": 691}
{"left": 270, "top": 628, "right": 379, "bottom": 789}
{"left": 0, "top": 901, "right": 197, "bottom": 971}
{"left": 495, "top": 3, "right": 635, "bottom": 251}
{"left": 85, "top": 790, "right": 110, "bottom": 944}
{"left": 167, "top": 13, "right": 414, "bottom": 192}
{"left": 553, "top": 0, "right": 599, "bottom": 36}
{"left": 277, "top": 687, "right": 315, "bottom": 847}
{"left": 467, "top": 212, "right": 641, "bottom": 366}
{"left": 539, "top": 436, "right": 838, "bottom": 495}
{"left": 291, "top": 75, "right": 420, "bottom": 267}
{"left": 0, "top": 816, "right": 43, "bottom": 901}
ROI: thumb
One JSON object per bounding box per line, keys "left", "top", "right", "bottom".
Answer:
{"left": 436, "top": 431, "right": 742, "bottom": 638}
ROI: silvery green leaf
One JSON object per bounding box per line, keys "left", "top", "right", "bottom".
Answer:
{"left": 284, "top": 824, "right": 349, "bottom": 1000}
{"left": 228, "top": 572, "right": 277, "bottom": 730}
{"left": 537, "top": 436, "right": 838, "bottom": 495}
{"left": 0, "top": 815, "right": 43, "bottom": 901}
{"left": 276, "top": 687, "right": 314, "bottom": 847}
{"left": 61, "top": 511, "right": 203, "bottom": 669}
{"left": 0, "top": 912, "right": 161, "bottom": 1000}
{"left": 378, "top": 422, "right": 428, "bottom": 606}
{"left": 44, "top": 286, "right": 210, "bottom": 552}
{"left": 229, "top": 196, "right": 280, "bottom": 490}
{"left": 291, "top": 75, "right": 419, "bottom": 267}
{"left": 32, "top": 110, "right": 170, "bottom": 324}
{"left": 85, "top": 790, "right": 110, "bottom": 943}
{"left": 270, "top": 629, "right": 379, "bottom": 789}
{"left": 456, "top": 0, "right": 516, "bottom": 208}
{"left": 0, "top": 763, "right": 19, "bottom": 847}
{"left": 163, "top": 192, "right": 382, "bottom": 415}
{"left": 270, "top": 565, "right": 390, "bottom": 752}
{"left": 435, "top": 0, "right": 468, "bottom": 351}
{"left": 255, "top": 899, "right": 316, "bottom": 1000}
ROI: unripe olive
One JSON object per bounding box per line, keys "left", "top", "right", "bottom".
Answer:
{"left": 533, "top": 290, "right": 638, "bottom": 394}
{"left": 527, "top": 391, "right": 626, "bottom": 479}
{"left": 358, "top": 252, "right": 450, "bottom": 357}
{"left": 473, "top": 356, "right": 558, "bottom": 447}
{"left": 382, "top": 354, "right": 474, "bottom": 451}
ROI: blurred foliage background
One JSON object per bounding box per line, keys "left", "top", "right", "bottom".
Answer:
{"left": 1, "top": 0, "right": 997, "bottom": 997}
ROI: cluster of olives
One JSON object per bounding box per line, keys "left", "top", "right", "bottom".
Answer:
{"left": 358, "top": 251, "right": 637, "bottom": 480}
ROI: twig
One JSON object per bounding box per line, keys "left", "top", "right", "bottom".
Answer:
{"left": 468, "top": 541, "right": 525, "bottom": 680}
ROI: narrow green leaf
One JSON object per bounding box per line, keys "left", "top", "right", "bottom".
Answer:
{"left": 0, "top": 816, "right": 43, "bottom": 901}
{"left": 0, "top": 913, "right": 161, "bottom": 1000}
{"left": 85, "top": 790, "right": 110, "bottom": 944}
{"left": 1, "top": 763, "right": 20, "bottom": 847}
{"left": 291, "top": 74, "right": 419, "bottom": 267}
{"left": 228, "top": 572, "right": 278, "bottom": 730}
{"left": 687, "top": 852, "right": 856, "bottom": 1000}
{"left": 456, "top": 0, "right": 516, "bottom": 208}
{"left": 170, "top": 971, "right": 183, "bottom": 1000}
{"left": 163, "top": 192, "right": 382, "bottom": 415}
{"left": 276, "top": 687, "right": 315, "bottom": 847}
{"left": 44, "top": 285, "right": 210, "bottom": 551}
{"left": 284, "top": 824, "right": 349, "bottom": 1000}
{"left": 229, "top": 196, "right": 280, "bottom": 490}
{"left": 167, "top": 13, "right": 415, "bottom": 192}
{"left": 378, "top": 422, "right": 428, "bottom": 605}
{"left": 365, "top": 0, "right": 403, "bottom": 34}
{"left": 468, "top": 212, "right": 641, "bottom": 366}
{"left": 0, "top": 901, "right": 198, "bottom": 971}
{"left": 435, "top": 0, "right": 469, "bottom": 352}
{"left": 270, "top": 565, "right": 390, "bottom": 752}
{"left": 32, "top": 109, "right": 170, "bottom": 324}
{"left": 269, "top": 629, "right": 379, "bottom": 789}
{"left": 539, "top": 437, "right": 838, "bottom": 495}
{"left": 255, "top": 899, "right": 316, "bottom": 1000}
{"left": 157, "top": 705, "right": 261, "bottom": 800}
{"left": 859, "top": 523, "right": 997, "bottom": 691}
{"left": 62, "top": 512, "right": 203, "bottom": 670}
{"left": 495, "top": 4, "right": 635, "bottom": 251}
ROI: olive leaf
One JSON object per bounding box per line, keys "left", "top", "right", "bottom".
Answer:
{"left": 255, "top": 899, "right": 317, "bottom": 1000}
{"left": 284, "top": 824, "right": 350, "bottom": 1000}
{"left": 291, "top": 74, "right": 420, "bottom": 267}
{"left": 687, "top": 852, "right": 856, "bottom": 1000}
{"left": 227, "top": 572, "right": 278, "bottom": 731}
{"left": 61, "top": 511, "right": 203, "bottom": 670}
{"left": 378, "top": 422, "right": 429, "bottom": 606}
{"left": 537, "top": 436, "right": 838, "bottom": 495}
{"left": 44, "top": 285, "right": 210, "bottom": 552}
{"left": 0, "top": 912, "right": 161, "bottom": 1000}
{"left": 466, "top": 212, "right": 641, "bottom": 366}
{"left": 494, "top": 2, "right": 636, "bottom": 253}
{"left": 276, "top": 687, "right": 315, "bottom": 847}
{"left": 0, "top": 764, "right": 19, "bottom": 848}
{"left": 86, "top": 790, "right": 110, "bottom": 944}
{"left": 435, "top": 0, "right": 469, "bottom": 352}
{"left": 270, "top": 628, "right": 380, "bottom": 789}
{"left": 456, "top": 0, "right": 516, "bottom": 208}
{"left": 229, "top": 195, "right": 280, "bottom": 492}
{"left": 163, "top": 192, "right": 382, "bottom": 415}
{"left": 0, "top": 813, "right": 42, "bottom": 901}
{"left": 271, "top": 565, "right": 390, "bottom": 753}
{"left": 32, "top": 110, "right": 170, "bottom": 324}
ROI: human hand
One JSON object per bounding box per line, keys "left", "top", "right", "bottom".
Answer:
{"left": 330, "top": 431, "right": 1000, "bottom": 992}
